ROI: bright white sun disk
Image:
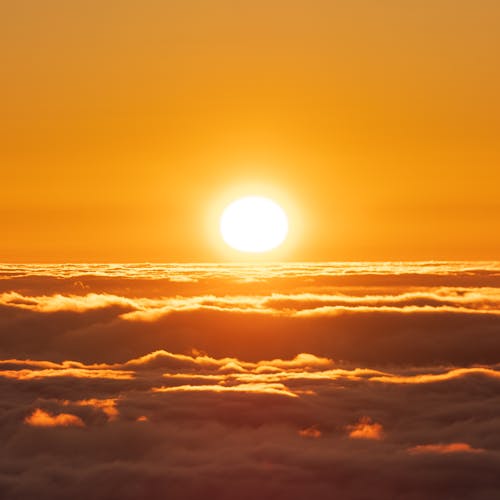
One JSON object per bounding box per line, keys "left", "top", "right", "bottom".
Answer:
{"left": 220, "top": 196, "right": 288, "bottom": 253}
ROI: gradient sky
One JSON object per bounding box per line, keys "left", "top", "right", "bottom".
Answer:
{"left": 1, "top": 0, "right": 499, "bottom": 261}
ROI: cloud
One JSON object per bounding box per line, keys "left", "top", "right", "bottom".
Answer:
{"left": 4, "top": 288, "right": 499, "bottom": 318}
{"left": 371, "top": 367, "right": 500, "bottom": 384}
{"left": 347, "top": 417, "right": 384, "bottom": 440}
{"left": 1, "top": 296, "right": 499, "bottom": 367}
{"left": 65, "top": 399, "right": 119, "bottom": 421}
{"left": 2, "top": 346, "right": 500, "bottom": 499}
{"left": 0, "top": 367, "right": 134, "bottom": 380}
{"left": 0, "top": 266, "right": 499, "bottom": 367}
{"left": 152, "top": 382, "right": 299, "bottom": 398}
{"left": 1, "top": 263, "right": 500, "bottom": 499}
{"left": 407, "top": 443, "right": 485, "bottom": 455}
{"left": 24, "top": 408, "right": 85, "bottom": 428}
{"left": 298, "top": 426, "right": 321, "bottom": 438}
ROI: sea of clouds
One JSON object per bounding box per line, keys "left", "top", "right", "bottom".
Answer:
{"left": 1, "top": 263, "right": 499, "bottom": 499}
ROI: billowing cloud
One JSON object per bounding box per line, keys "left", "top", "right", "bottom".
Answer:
{"left": 347, "top": 417, "right": 384, "bottom": 440}
{"left": 25, "top": 408, "right": 85, "bottom": 428}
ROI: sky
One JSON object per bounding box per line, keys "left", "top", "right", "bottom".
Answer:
{"left": 1, "top": 262, "right": 500, "bottom": 499}
{"left": 2, "top": 0, "right": 500, "bottom": 261}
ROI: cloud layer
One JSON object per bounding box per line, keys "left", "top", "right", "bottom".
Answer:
{"left": 1, "top": 263, "right": 499, "bottom": 499}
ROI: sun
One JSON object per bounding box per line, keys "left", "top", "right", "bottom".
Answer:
{"left": 220, "top": 196, "right": 289, "bottom": 253}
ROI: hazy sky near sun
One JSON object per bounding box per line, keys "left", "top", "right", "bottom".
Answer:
{"left": 1, "top": 0, "right": 499, "bottom": 261}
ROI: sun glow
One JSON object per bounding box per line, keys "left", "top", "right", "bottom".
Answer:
{"left": 220, "top": 196, "right": 289, "bottom": 253}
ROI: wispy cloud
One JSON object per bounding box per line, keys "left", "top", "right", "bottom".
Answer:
{"left": 407, "top": 443, "right": 484, "bottom": 455}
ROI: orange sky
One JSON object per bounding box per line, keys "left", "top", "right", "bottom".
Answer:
{"left": 1, "top": 1, "right": 499, "bottom": 262}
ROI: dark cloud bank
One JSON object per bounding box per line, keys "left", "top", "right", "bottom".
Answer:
{"left": 1, "top": 263, "right": 500, "bottom": 499}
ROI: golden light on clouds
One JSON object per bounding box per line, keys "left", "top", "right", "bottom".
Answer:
{"left": 347, "top": 417, "right": 384, "bottom": 441}
{"left": 407, "top": 443, "right": 484, "bottom": 455}
{"left": 25, "top": 409, "right": 84, "bottom": 428}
